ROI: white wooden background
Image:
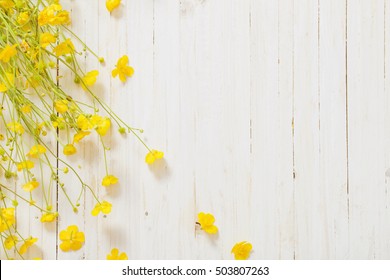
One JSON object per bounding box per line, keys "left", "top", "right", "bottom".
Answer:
{"left": 12, "top": 0, "right": 390, "bottom": 259}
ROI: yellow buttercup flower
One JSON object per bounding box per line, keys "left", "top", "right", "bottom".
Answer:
{"left": 54, "top": 99, "right": 69, "bottom": 113}
{"left": 53, "top": 38, "right": 75, "bottom": 57}
{"left": 77, "top": 114, "right": 93, "bottom": 131}
{"left": 27, "top": 144, "right": 46, "bottom": 158}
{"left": 40, "top": 212, "right": 58, "bottom": 223}
{"left": 81, "top": 70, "right": 99, "bottom": 90}
{"left": 91, "top": 201, "right": 112, "bottom": 216}
{"left": 63, "top": 144, "right": 77, "bottom": 156}
{"left": 20, "top": 237, "right": 38, "bottom": 255}
{"left": 17, "top": 11, "right": 29, "bottom": 26}
{"left": 40, "top": 33, "right": 56, "bottom": 48}
{"left": 145, "top": 150, "right": 164, "bottom": 164}
{"left": 112, "top": 55, "right": 134, "bottom": 82}
{"left": 38, "top": 4, "right": 70, "bottom": 26}
{"left": 59, "top": 225, "right": 85, "bottom": 252}
{"left": 91, "top": 115, "right": 111, "bottom": 136}
{"left": 7, "top": 121, "right": 24, "bottom": 135}
{"left": 0, "top": 72, "right": 15, "bottom": 92}
{"left": 102, "top": 175, "right": 118, "bottom": 187}
{"left": 0, "top": 44, "right": 17, "bottom": 63}
{"left": 22, "top": 181, "right": 39, "bottom": 192}
{"left": 17, "top": 160, "right": 34, "bottom": 171}
{"left": 0, "top": 0, "right": 14, "bottom": 10}
{"left": 106, "top": 0, "right": 121, "bottom": 12}
{"left": 21, "top": 104, "right": 32, "bottom": 114}
{"left": 231, "top": 241, "right": 252, "bottom": 260}
{"left": 107, "top": 248, "right": 128, "bottom": 260}
{"left": 0, "top": 208, "right": 15, "bottom": 232}
{"left": 4, "top": 235, "right": 18, "bottom": 250}
{"left": 73, "top": 131, "right": 91, "bottom": 143}
{"left": 197, "top": 212, "right": 218, "bottom": 234}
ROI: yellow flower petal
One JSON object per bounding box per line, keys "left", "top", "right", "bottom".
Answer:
{"left": 63, "top": 144, "right": 77, "bottom": 156}
{"left": 145, "top": 150, "right": 164, "bottom": 164}
{"left": 102, "top": 175, "right": 118, "bottom": 187}
{"left": 107, "top": 248, "right": 128, "bottom": 260}
{"left": 112, "top": 55, "right": 134, "bottom": 82}
{"left": 22, "top": 181, "right": 39, "bottom": 192}
{"left": 197, "top": 212, "right": 218, "bottom": 234}
{"left": 106, "top": 0, "right": 121, "bottom": 12}
{"left": 231, "top": 241, "right": 252, "bottom": 260}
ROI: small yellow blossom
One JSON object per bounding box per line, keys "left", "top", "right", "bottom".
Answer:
{"left": 54, "top": 99, "right": 68, "bottom": 113}
{"left": 102, "top": 175, "right": 119, "bottom": 187}
{"left": 38, "top": 4, "right": 70, "bottom": 26}
{"left": 112, "top": 55, "right": 134, "bottom": 82}
{"left": 77, "top": 114, "right": 93, "bottom": 131}
{"left": 0, "top": 208, "right": 15, "bottom": 232}
{"left": 40, "top": 212, "right": 58, "bottom": 223}
{"left": 145, "top": 150, "right": 164, "bottom": 164}
{"left": 63, "top": 144, "right": 77, "bottom": 156}
{"left": 22, "top": 181, "right": 39, "bottom": 192}
{"left": 27, "top": 144, "right": 46, "bottom": 158}
{"left": 53, "top": 38, "right": 75, "bottom": 57}
{"left": 0, "top": 44, "right": 17, "bottom": 63}
{"left": 231, "top": 241, "right": 252, "bottom": 260}
{"left": 0, "top": 72, "right": 15, "bottom": 92}
{"left": 107, "top": 248, "right": 128, "bottom": 260}
{"left": 73, "top": 131, "right": 91, "bottom": 143}
{"left": 0, "top": 0, "right": 15, "bottom": 10}
{"left": 17, "top": 12, "right": 29, "bottom": 26}
{"left": 59, "top": 225, "right": 85, "bottom": 252}
{"left": 106, "top": 0, "right": 121, "bottom": 12}
{"left": 21, "top": 104, "right": 32, "bottom": 114}
{"left": 40, "top": 33, "right": 56, "bottom": 48}
{"left": 19, "top": 237, "right": 38, "bottom": 255}
{"left": 197, "top": 212, "right": 218, "bottom": 234}
{"left": 81, "top": 70, "right": 99, "bottom": 90}
{"left": 91, "top": 201, "right": 112, "bottom": 216}
{"left": 7, "top": 121, "right": 24, "bottom": 135}
{"left": 17, "top": 160, "right": 34, "bottom": 171}
{"left": 52, "top": 117, "right": 65, "bottom": 129}
{"left": 91, "top": 115, "right": 111, "bottom": 136}
{"left": 4, "top": 235, "right": 18, "bottom": 250}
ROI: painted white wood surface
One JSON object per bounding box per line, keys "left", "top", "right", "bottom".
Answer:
{"left": 12, "top": 0, "right": 390, "bottom": 259}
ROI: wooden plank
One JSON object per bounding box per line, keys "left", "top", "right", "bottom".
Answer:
{"left": 249, "top": 0, "right": 294, "bottom": 259}
{"left": 318, "top": 0, "right": 349, "bottom": 259}
{"left": 347, "top": 0, "right": 386, "bottom": 259}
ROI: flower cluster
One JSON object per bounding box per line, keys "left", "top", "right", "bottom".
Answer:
{"left": 0, "top": 0, "right": 162, "bottom": 259}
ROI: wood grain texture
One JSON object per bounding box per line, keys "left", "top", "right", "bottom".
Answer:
{"left": 12, "top": 0, "right": 390, "bottom": 260}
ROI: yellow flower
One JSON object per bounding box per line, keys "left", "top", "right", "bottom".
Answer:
{"left": 54, "top": 99, "right": 68, "bottom": 113}
{"left": 112, "top": 55, "right": 134, "bottom": 82}
{"left": 17, "top": 11, "right": 29, "bottom": 25}
{"left": 4, "top": 235, "right": 18, "bottom": 250}
{"left": 197, "top": 212, "right": 218, "bottom": 234}
{"left": 107, "top": 248, "right": 128, "bottom": 260}
{"left": 106, "top": 0, "right": 121, "bottom": 12}
{"left": 231, "top": 241, "right": 252, "bottom": 260}
{"left": 145, "top": 150, "right": 164, "bottom": 164}
{"left": 27, "top": 144, "right": 46, "bottom": 158}
{"left": 22, "top": 181, "right": 39, "bottom": 192}
{"left": 81, "top": 70, "right": 99, "bottom": 90}
{"left": 20, "top": 237, "right": 38, "bottom": 255}
{"left": 21, "top": 104, "right": 32, "bottom": 114}
{"left": 7, "top": 121, "right": 24, "bottom": 135}
{"left": 102, "top": 175, "right": 118, "bottom": 187}
{"left": 52, "top": 117, "right": 65, "bottom": 129}
{"left": 38, "top": 4, "right": 70, "bottom": 26}
{"left": 40, "top": 33, "right": 56, "bottom": 48}
{"left": 0, "top": 72, "right": 15, "bottom": 92}
{"left": 0, "top": 0, "right": 14, "bottom": 10}
{"left": 17, "top": 160, "right": 34, "bottom": 171}
{"left": 40, "top": 212, "right": 58, "bottom": 223}
{"left": 0, "top": 44, "right": 17, "bottom": 63}
{"left": 63, "top": 144, "right": 77, "bottom": 156}
{"left": 91, "top": 201, "right": 112, "bottom": 216}
{"left": 91, "top": 115, "right": 111, "bottom": 136}
{"left": 77, "top": 114, "right": 93, "bottom": 131}
{"left": 59, "top": 225, "right": 85, "bottom": 252}
{"left": 0, "top": 208, "right": 15, "bottom": 232}
{"left": 53, "top": 38, "right": 75, "bottom": 57}
{"left": 73, "top": 131, "right": 91, "bottom": 143}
